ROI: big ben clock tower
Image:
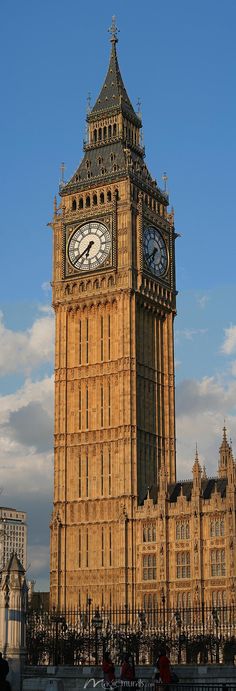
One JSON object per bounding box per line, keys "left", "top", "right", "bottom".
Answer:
{"left": 50, "top": 19, "right": 177, "bottom": 610}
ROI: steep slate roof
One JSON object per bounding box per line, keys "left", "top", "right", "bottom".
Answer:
{"left": 89, "top": 37, "right": 140, "bottom": 124}
{"left": 168, "top": 477, "right": 228, "bottom": 503}
{"left": 69, "top": 141, "right": 126, "bottom": 186}
{"left": 67, "top": 142, "right": 155, "bottom": 189}
{"left": 6, "top": 553, "right": 24, "bottom": 573}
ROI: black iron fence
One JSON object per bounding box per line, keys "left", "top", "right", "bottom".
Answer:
{"left": 26, "top": 604, "right": 236, "bottom": 666}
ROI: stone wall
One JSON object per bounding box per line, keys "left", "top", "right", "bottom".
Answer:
{"left": 23, "top": 664, "right": 236, "bottom": 691}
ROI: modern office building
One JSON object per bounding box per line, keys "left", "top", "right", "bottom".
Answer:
{"left": 0, "top": 506, "right": 27, "bottom": 571}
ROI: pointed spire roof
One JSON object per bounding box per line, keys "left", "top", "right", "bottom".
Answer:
{"left": 220, "top": 423, "right": 230, "bottom": 451}
{"left": 193, "top": 443, "right": 202, "bottom": 480}
{"left": 89, "top": 17, "right": 140, "bottom": 125}
{"left": 6, "top": 552, "right": 24, "bottom": 574}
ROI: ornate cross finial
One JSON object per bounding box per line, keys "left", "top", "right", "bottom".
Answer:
{"left": 108, "top": 16, "right": 119, "bottom": 44}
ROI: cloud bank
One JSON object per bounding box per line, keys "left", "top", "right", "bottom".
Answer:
{"left": 0, "top": 308, "right": 54, "bottom": 376}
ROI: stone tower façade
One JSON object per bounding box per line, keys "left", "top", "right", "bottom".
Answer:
{"left": 50, "top": 22, "right": 236, "bottom": 611}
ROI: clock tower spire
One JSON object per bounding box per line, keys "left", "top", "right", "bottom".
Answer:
{"left": 50, "top": 21, "right": 177, "bottom": 609}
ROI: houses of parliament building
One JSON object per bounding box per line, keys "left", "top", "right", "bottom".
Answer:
{"left": 50, "top": 20, "right": 236, "bottom": 613}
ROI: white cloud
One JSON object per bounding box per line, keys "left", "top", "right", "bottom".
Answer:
{"left": 176, "top": 328, "right": 208, "bottom": 341}
{"left": 0, "top": 310, "right": 54, "bottom": 376}
{"left": 0, "top": 377, "right": 53, "bottom": 456}
{"left": 41, "top": 282, "right": 51, "bottom": 294}
{"left": 176, "top": 375, "right": 236, "bottom": 479}
{"left": 221, "top": 325, "right": 236, "bottom": 355}
{"left": 196, "top": 295, "right": 210, "bottom": 309}
{"left": 0, "top": 374, "right": 54, "bottom": 588}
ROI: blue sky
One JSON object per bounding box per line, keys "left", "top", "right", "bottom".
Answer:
{"left": 0, "top": 0, "right": 236, "bottom": 589}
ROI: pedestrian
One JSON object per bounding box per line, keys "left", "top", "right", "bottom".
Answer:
{"left": 0, "top": 652, "right": 10, "bottom": 691}
{"left": 158, "top": 646, "right": 172, "bottom": 690}
{"left": 120, "top": 654, "right": 135, "bottom": 686}
{"left": 102, "top": 651, "right": 115, "bottom": 687}
{"left": 152, "top": 656, "right": 160, "bottom": 688}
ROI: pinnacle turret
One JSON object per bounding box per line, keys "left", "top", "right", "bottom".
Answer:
{"left": 218, "top": 424, "right": 234, "bottom": 478}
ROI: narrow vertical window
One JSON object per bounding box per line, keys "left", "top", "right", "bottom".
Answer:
{"left": 86, "top": 452, "right": 89, "bottom": 497}
{"left": 101, "top": 384, "right": 104, "bottom": 427}
{"left": 101, "top": 316, "right": 104, "bottom": 361}
{"left": 79, "top": 320, "right": 82, "bottom": 365}
{"left": 86, "top": 318, "right": 89, "bottom": 364}
{"left": 101, "top": 527, "right": 104, "bottom": 566}
{"left": 86, "top": 385, "right": 89, "bottom": 429}
{"left": 108, "top": 449, "right": 111, "bottom": 495}
{"left": 101, "top": 450, "right": 104, "bottom": 496}
{"left": 78, "top": 388, "right": 82, "bottom": 430}
{"left": 109, "top": 526, "right": 112, "bottom": 566}
{"left": 86, "top": 528, "right": 89, "bottom": 567}
{"left": 78, "top": 456, "right": 82, "bottom": 498}
{"left": 108, "top": 381, "right": 111, "bottom": 426}
{"left": 108, "top": 314, "right": 111, "bottom": 360}
{"left": 78, "top": 528, "right": 81, "bottom": 567}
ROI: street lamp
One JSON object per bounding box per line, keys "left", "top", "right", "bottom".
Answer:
{"left": 87, "top": 597, "right": 92, "bottom": 664}
{"left": 174, "top": 609, "right": 182, "bottom": 663}
{"left": 161, "top": 590, "right": 166, "bottom": 641}
{"left": 212, "top": 607, "right": 220, "bottom": 663}
{"left": 92, "top": 608, "right": 103, "bottom": 665}
{"left": 51, "top": 608, "right": 67, "bottom": 665}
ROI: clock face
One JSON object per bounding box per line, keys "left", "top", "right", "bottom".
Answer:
{"left": 67, "top": 221, "right": 111, "bottom": 272}
{"left": 143, "top": 226, "right": 168, "bottom": 277}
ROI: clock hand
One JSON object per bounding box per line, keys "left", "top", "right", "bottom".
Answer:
{"left": 84, "top": 240, "right": 94, "bottom": 258}
{"left": 147, "top": 246, "right": 158, "bottom": 261}
{"left": 73, "top": 240, "right": 94, "bottom": 264}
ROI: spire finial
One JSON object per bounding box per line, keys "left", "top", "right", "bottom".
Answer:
{"left": 137, "top": 97, "right": 142, "bottom": 117}
{"left": 60, "top": 162, "right": 65, "bottom": 183}
{"left": 162, "top": 171, "right": 168, "bottom": 193}
{"left": 108, "top": 16, "right": 119, "bottom": 44}
{"left": 87, "top": 92, "right": 91, "bottom": 115}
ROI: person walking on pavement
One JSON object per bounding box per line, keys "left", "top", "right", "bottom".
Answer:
{"left": 102, "top": 651, "right": 115, "bottom": 687}
{"left": 120, "top": 654, "right": 135, "bottom": 686}
{"left": 158, "top": 646, "right": 172, "bottom": 690}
